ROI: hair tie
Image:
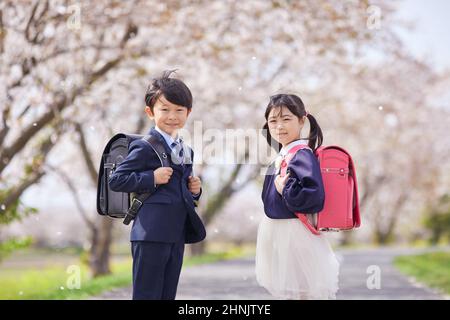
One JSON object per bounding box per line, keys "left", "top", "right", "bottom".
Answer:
{"left": 305, "top": 111, "right": 309, "bottom": 117}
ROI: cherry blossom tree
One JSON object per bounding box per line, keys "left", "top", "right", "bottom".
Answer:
{"left": 1, "top": 1, "right": 449, "bottom": 269}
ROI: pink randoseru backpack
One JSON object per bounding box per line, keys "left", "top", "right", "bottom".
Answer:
{"left": 280, "top": 144, "right": 361, "bottom": 235}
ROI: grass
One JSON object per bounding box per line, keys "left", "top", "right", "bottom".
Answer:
{"left": 0, "top": 246, "right": 249, "bottom": 300}
{"left": 394, "top": 251, "right": 450, "bottom": 295}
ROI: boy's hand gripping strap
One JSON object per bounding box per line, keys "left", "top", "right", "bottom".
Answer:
{"left": 123, "top": 134, "right": 170, "bottom": 225}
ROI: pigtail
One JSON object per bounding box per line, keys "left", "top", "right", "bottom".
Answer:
{"left": 305, "top": 113, "right": 323, "bottom": 151}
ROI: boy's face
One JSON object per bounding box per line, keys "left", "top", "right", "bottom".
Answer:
{"left": 145, "top": 95, "right": 191, "bottom": 138}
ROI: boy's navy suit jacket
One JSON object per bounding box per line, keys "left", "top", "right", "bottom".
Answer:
{"left": 108, "top": 127, "right": 206, "bottom": 244}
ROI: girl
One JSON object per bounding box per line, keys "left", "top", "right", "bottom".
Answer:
{"left": 255, "top": 94, "right": 340, "bottom": 300}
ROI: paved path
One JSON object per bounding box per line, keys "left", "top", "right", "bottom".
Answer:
{"left": 91, "top": 247, "right": 448, "bottom": 300}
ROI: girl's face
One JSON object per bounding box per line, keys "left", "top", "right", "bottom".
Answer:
{"left": 267, "top": 106, "right": 306, "bottom": 147}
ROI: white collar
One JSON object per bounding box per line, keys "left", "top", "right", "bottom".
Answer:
{"left": 279, "top": 139, "right": 309, "bottom": 157}
{"left": 155, "top": 126, "right": 181, "bottom": 148}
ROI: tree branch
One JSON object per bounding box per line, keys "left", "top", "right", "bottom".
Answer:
{"left": 202, "top": 145, "right": 251, "bottom": 225}
{"left": 0, "top": 22, "right": 139, "bottom": 174}
{"left": 0, "top": 105, "right": 10, "bottom": 149}
{"left": 24, "top": 0, "right": 49, "bottom": 45}
{"left": 1, "top": 124, "right": 60, "bottom": 210}
{"left": 47, "top": 164, "right": 96, "bottom": 231}
{"left": 0, "top": 8, "right": 4, "bottom": 54}
{"left": 74, "top": 122, "right": 98, "bottom": 184}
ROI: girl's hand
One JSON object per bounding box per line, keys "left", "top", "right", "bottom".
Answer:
{"left": 188, "top": 176, "right": 202, "bottom": 195}
{"left": 274, "top": 173, "right": 290, "bottom": 195}
{"left": 154, "top": 167, "right": 173, "bottom": 184}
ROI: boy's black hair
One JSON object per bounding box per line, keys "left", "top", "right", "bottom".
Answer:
{"left": 262, "top": 93, "right": 323, "bottom": 152}
{"left": 145, "top": 70, "right": 193, "bottom": 110}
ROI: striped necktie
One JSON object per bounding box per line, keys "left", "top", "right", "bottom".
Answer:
{"left": 170, "top": 140, "right": 184, "bottom": 165}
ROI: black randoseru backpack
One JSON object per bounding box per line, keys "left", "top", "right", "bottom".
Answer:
{"left": 96, "top": 133, "right": 170, "bottom": 225}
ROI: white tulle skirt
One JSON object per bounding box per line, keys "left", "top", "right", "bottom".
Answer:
{"left": 255, "top": 215, "right": 340, "bottom": 300}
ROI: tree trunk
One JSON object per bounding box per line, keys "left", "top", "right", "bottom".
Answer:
{"left": 339, "top": 231, "right": 354, "bottom": 246}
{"left": 189, "top": 241, "right": 206, "bottom": 256}
{"left": 429, "top": 227, "right": 442, "bottom": 245}
{"left": 89, "top": 218, "right": 114, "bottom": 277}
{"left": 373, "top": 229, "right": 394, "bottom": 245}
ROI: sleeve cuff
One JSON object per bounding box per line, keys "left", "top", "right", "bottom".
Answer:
{"left": 136, "top": 170, "right": 157, "bottom": 194}
{"left": 191, "top": 188, "right": 202, "bottom": 206}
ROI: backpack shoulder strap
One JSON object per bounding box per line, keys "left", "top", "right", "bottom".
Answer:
{"left": 287, "top": 144, "right": 311, "bottom": 155}
{"left": 123, "top": 133, "right": 171, "bottom": 225}
{"left": 281, "top": 143, "right": 321, "bottom": 235}
{"left": 142, "top": 134, "right": 171, "bottom": 167}
{"left": 280, "top": 144, "right": 310, "bottom": 177}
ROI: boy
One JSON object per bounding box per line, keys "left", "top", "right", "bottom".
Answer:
{"left": 108, "top": 70, "right": 206, "bottom": 300}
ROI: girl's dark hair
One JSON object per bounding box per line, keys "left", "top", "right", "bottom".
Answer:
{"left": 262, "top": 94, "right": 323, "bottom": 152}
{"left": 145, "top": 70, "right": 193, "bottom": 110}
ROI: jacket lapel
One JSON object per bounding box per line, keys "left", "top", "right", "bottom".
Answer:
{"left": 149, "top": 127, "right": 173, "bottom": 155}
{"left": 149, "top": 127, "right": 184, "bottom": 170}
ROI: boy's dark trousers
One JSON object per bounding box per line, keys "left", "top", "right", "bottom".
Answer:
{"left": 131, "top": 233, "right": 185, "bottom": 300}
